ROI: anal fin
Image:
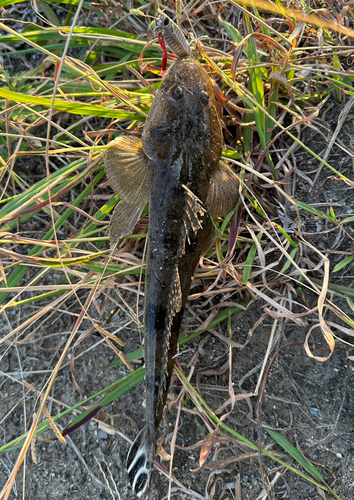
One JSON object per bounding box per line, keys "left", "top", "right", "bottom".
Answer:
{"left": 158, "top": 265, "right": 182, "bottom": 402}
{"left": 169, "top": 265, "right": 182, "bottom": 319}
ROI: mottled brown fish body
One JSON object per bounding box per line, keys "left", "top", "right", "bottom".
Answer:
{"left": 127, "top": 58, "right": 223, "bottom": 498}
{"left": 105, "top": 56, "right": 240, "bottom": 499}
{"left": 143, "top": 57, "right": 222, "bottom": 430}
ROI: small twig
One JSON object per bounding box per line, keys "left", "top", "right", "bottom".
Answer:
{"left": 126, "top": 65, "right": 156, "bottom": 95}
{"left": 93, "top": 455, "right": 118, "bottom": 499}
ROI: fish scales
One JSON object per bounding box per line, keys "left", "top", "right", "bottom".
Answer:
{"left": 105, "top": 56, "right": 240, "bottom": 498}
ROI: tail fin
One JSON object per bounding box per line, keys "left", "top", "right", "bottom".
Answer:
{"left": 126, "top": 427, "right": 154, "bottom": 498}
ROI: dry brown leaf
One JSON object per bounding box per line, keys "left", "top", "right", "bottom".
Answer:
{"left": 156, "top": 435, "right": 171, "bottom": 461}
{"left": 191, "top": 429, "right": 218, "bottom": 472}
{"left": 97, "top": 420, "right": 118, "bottom": 436}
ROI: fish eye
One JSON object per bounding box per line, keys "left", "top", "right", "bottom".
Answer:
{"left": 200, "top": 90, "right": 209, "bottom": 104}
{"left": 171, "top": 86, "right": 183, "bottom": 100}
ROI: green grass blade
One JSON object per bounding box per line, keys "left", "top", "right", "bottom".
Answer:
{"left": 0, "top": 0, "right": 91, "bottom": 6}
{"left": 0, "top": 167, "right": 105, "bottom": 305}
{"left": 243, "top": 232, "right": 262, "bottom": 284}
{"left": 264, "top": 427, "right": 324, "bottom": 482}
{"left": 281, "top": 246, "right": 299, "bottom": 273}
{"left": 333, "top": 255, "right": 354, "bottom": 273}
{"left": 0, "top": 88, "right": 145, "bottom": 119}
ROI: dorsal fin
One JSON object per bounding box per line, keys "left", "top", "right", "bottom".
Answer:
{"left": 169, "top": 265, "right": 182, "bottom": 318}
{"left": 180, "top": 184, "right": 206, "bottom": 254}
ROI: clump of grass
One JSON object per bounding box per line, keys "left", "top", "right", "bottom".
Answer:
{"left": 0, "top": 1, "right": 354, "bottom": 499}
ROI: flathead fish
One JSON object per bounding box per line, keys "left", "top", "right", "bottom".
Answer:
{"left": 105, "top": 57, "right": 239, "bottom": 498}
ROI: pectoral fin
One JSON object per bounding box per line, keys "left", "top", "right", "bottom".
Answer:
{"left": 109, "top": 200, "right": 147, "bottom": 243}
{"left": 105, "top": 135, "right": 151, "bottom": 242}
{"left": 206, "top": 160, "right": 239, "bottom": 219}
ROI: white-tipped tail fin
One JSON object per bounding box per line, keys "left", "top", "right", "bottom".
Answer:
{"left": 126, "top": 428, "right": 154, "bottom": 498}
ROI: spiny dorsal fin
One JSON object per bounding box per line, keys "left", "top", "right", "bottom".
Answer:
{"left": 105, "top": 135, "right": 151, "bottom": 242}
{"left": 206, "top": 160, "right": 239, "bottom": 219}
{"left": 181, "top": 184, "right": 206, "bottom": 253}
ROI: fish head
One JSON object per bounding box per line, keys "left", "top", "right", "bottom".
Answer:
{"left": 142, "top": 58, "right": 222, "bottom": 172}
